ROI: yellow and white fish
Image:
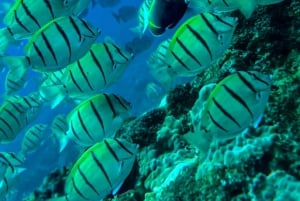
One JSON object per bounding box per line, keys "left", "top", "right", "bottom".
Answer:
{"left": 0, "top": 92, "right": 45, "bottom": 143}
{"left": 0, "top": 0, "right": 91, "bottom": 53}
{"left": 185, "top": 71, "right": 272, "bottom": 154}
{"left": 50, "top": 114, "right": 68, "bottom": 148}
{"left": 19, "top": 124, "right": 48, "bottom": 158}
{"left": 55, "top": 94, "right": 131, "bottom": 151}
{"left": 131, "top": 0, "right": 153, "bottom": 37}
{"left": 189, "top": 0, "right": 284, "bottom": 19}
{"left": 54, "top": 138, "right": 138, "bottom": 201}
{"left": 150, "top": 13, "right": 237, "bottom": 86}
{"left": 4, "top": 66, "right": 28, "bottom": 96}
{"left": 39, "top": 42, "right": 132, "bottom": 108}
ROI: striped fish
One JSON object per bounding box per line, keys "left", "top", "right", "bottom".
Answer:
{"left": 58, "top": 94, "right": 131, "bottom": 150}
{"left": 39, "top": 42, "right": 132, "bottom": 108}
{"left": 64, "top": 138, "right": 138, "bottom": 201}
{"left": 1, "top": 15, "right": 100, "bottom": 93}
{"left": 185, "top": 71, "right": 272, "bottom": 153}
{"left": 167, "top": 13, "right": 237, "bottom": 76}
{"left": 40, "top": 69, "right": 67, "bottom": 89}
{"left": 189, "top": 0, "right": 284, "bottom": 19}
{"left": 0, "top": 92, "right": 44, "bottom": 143}
{"left": 0, "top": 0, "right": 91, "bottom": 53}
{"left": 4, "top": 66, "right": 28, "bottom": 96}
{"left": 19, "top": 124, "right": 48, "bottom": 157}
{"left": 130, "top": 0, "right": 153, "bottom": 37}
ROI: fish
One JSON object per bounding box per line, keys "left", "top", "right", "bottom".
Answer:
{"left": 0, "top": 152, "right": 24, "bottom": 175}
{"left": 0, "top": 92, "right": 45, "bottom": 143}
{"left": 40, "top": 69, "right": 67, "bottom": 89}
{"left": 19, "top": 124, "right": 48, "bottom": 158}
{"left": 54, "top": 94, "right": 131, "bottom": 151}
{"left": 63, "top": 138, "right": 138, "bottom": 201}
{"left": 150, "top": 13, "right": 237, "bottom": 86}
{"left": 1, "top": 16, "right": 100, "bottom": 92}
{"left": 39, "top": 42, "right": 132, "bottom": 108}
{"left": 189, "top": 0, "right": 284, "bottom": 19}
{"left": 130, "top": 0, "right": 153, "bottom": 37}
{"left": 4, "top": 66, "right": 28, "bottom": 96}
{"left": 185, "top": 71, "right": 272, "bottom": 154}
{"left": 148, "top": 0, "right": 189, "bottom": 36}
{"left": 125, "top": 34, "right": 154, "bottom": 55}
{"left": 0, "top": 0, "right": 91, "bottom": 54}
{"left": 97, "top": 0, "right": 120, "bottom": 8}
{"left": 112, "top": 5, "right": 138, "bottom": 23}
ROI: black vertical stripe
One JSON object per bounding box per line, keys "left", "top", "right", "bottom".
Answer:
{"left": 186, "top": 24, "right": 213, "bottom": 60}
{"left": 171, "top": 51, "right": 191, "bottom": 71}
{"left": 79, "top": 18, "right": 97, "bottom": 36}
{"left": 115, "top": 138, "right": 135, "bottom": 155}
{"left": 91, "top": 151, "right": 113, "bottom": 188}
{"left": 41, "top": 32, "right": 58, "bottom": 65}
{"left": 6, "top": 101, "right": 23, "bottom": 113}
{"left": 77, "top": 111, "right": 94, "bottom": 141}
{"left": 212, "top": 14, "right": 235, "bottom": 28}
{"left": 222, "top": 0, "right": 230, "bottom": 7}
{"left": 207, "top": 110, "right": 228, "bottom": 132}
{"left": 8, "top": 152, "right": 23, "bottom": 164}
{"left": 14, "top": 10, "right": 30, "bottom": 33}
{"left": 4, "top": 108, "right": 20, "bottom": 127}
{"left": 212, "top": 98, "right": 241, "bottom": 128}
{"left": 236, "top": 72, "right": 257, "bottom": 93}
{"left": 43, "top": 0, "right": 54, "bottom": 19}
{"left": 54, "top": 22, "right": 72, "bottom": 63}
{"left": 78, "top": 166, "right": 100, "bottom": 195}
{"left": 103, "top": 43, "right": 115, "bottom": 67}
{"left": 7, "top": 27, "right": 14, "bottom": 36}
{"left": 222, "top": 84, "right": 254, "bottom": 119}
{"left": 200, "top": 13, "right": 218, "bottom": 36}
{"left": 21, "top": 0, "right": 41, "bottom": 28}
{"left": 247, "top": 72, "right": 270, "bottom": 86}
{"left": 69, "top": 16, "right": 82, "bottom": 41}
{"left": 103, "top": 94, "right": 117, "bottom": 117}
{"left": 77, "top": 60, "right": 93, "bottom": 90}
{"left": 33, "top": 42, "right": 46, "bottom": 66}
{"left": 90, "top": 101, "right": 105, "bottom": 134}
{"left": 89, "top": 49, "right": 107, "bottom": 84}
{"left": 70, "top": 71, "right": 83, "bottom": 92}
{"left": 4, "top": 177, "right": 8, "bottom": 192}
{"left": 24, "top": 136, "right": 36, "bottom": 148}
{"left": 71, "top": 178, "right": 89, "bottom": 200}
{"left": 0, "top": 153, "right": 14, "bottom": 172}
{"left": 111, "top": 43, "right": 130, "bottom": 61}
{"left": 0, "top": 127, "right": 9, "bottom": 138}
{"left": 103, "top": 139, "right": 120, "bottom": 162}
{"left": 112, "top": 95, "right": 129, "bottom": 110}
{"left": 176, "top": 37, "right": 202, "bottom": 66}
{"left": 71, "top": 120, "right": 81, "bottom": 141}
{"left": 0, "top": 118, "right": 14, "bottom": 133}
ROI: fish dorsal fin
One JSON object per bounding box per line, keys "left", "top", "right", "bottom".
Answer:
{"left": 25, "top": 17, "right": 65, "bottom": 53}
{"left": 3, "top": 0, "right": 22, "bottom": 24}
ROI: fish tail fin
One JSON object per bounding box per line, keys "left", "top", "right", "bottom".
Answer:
{"left": 237, "top": 1, "right": 257, "bottom": 18}
{"left": 39, "top": 85, "right": 67, "bottom": 109}
{"left": 112, "top": 12, "right": 121, "bottom": 23}
{"left": 0, "top": 28, "right": 14, "bottom": 54}
{"left": 58, "top": 135, "right": 69, "bottom": 153}
{"left": 257, "top": 0, "right": 284, "bottom": 5}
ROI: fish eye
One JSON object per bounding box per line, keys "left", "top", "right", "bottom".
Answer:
{"left": 63, "top": 0, "right": 70, "bottom": 6}
{"left": 208, "top": 0, "right": 212, "bottom": 5}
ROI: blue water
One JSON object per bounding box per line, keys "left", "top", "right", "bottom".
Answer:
{"left": 0, "top": 0, "right": 185, "bottom": 199}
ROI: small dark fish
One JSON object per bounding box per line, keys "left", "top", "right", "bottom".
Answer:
{"left": 112, "top": 5, "right": 138, "bottom": 23}
{"left": 125, "top": 35, "right": 154, "bottom": 55}
{"left": 148, "top": 0, "right": 188, "bottom": 35}
{"left": 98, "top": 0, "right": 120, "bottom": 8}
